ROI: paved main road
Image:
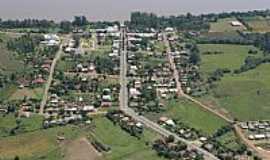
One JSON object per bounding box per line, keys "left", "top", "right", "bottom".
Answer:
{"left": 119, "top": 26, "right": 220, "bottom": 160}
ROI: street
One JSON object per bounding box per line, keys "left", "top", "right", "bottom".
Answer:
{"left": 119, "top": 26, "right": 220, "bottom": 160}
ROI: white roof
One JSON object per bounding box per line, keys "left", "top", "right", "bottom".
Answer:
{"left": 83, "top": 106, "right": 95, "bottom": 111}
{"left": 231, "top": 21, "right": 243, "bottom": 26}
{"left": 165, "top": 119, "right": 175, "bottom": 126}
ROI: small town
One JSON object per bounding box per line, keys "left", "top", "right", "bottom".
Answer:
{"left": 0, "top": 3, "right": 270, "bottom": 160}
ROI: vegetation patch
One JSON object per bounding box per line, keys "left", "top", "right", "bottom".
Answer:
{"left": 199, "top": 44, "right": 262, "bottom": 76}
{"left": 205, "top": 64, "right": 270, "bottom": 121}
{"left": 90, "top": 117, "right": 164, "bottom": 160}
{"left": 242, "top": 16, "right": 270, "bottom": 33}
{"left": 209, "top": 18, "right": 246, "bottom": 33}
{"left": 159, "top": 99, "right": 228, "bottom": 135}
{"left": 0, "top": 125, "right": 82, "bottom": 160}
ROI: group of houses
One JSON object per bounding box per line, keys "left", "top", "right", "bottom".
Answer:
{"left": 18, "top": 49, "right": 56, "bottom": 89}
{"left": 41, "top": 34, "right": 60, "bottom": 46}
{"left": 169, "top": 41, "right": 203, "bottom": 96}
{"left": 240, "top": 121, "right": 270, "bottom": 141}
{"left": 95, "top": 25, "right": 120, "bottom": 45}
{"left": 106, "top": 110, "right": 144, "bottom": 137}
{"left": 152, "top": 137, "right": 204, "bottom": 160}
{"left": 158, "top": 116, "right": 204, "bottom": 141}
{"left": 43, "top": 94, "right": 95, "bottom": 127}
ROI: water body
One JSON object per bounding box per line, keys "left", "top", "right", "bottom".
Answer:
{"left": 0, "top": 0, "right": 270, "bottom": 21}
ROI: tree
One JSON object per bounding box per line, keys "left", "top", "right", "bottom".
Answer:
{"left": 14, "top": 156, "right": 20, "bottom": 160}
{"left": 166, "top": 135, "right": 175, "bottom": 143}
{"left": 190, "top": 50, "right": 201, "bottom": 65}
{"left": 72, "top": 16, "right": 88, "bottom": 26}
{"left": 60, "top": 21, "right": 72, "bottom": 33}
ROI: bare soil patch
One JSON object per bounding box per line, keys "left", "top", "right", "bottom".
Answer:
{"left": 64, "top": 137, "right": 102, "bottom": 160}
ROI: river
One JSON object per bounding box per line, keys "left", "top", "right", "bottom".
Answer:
{"left": 0, "top": 0, "right": 269, "bottom": 21}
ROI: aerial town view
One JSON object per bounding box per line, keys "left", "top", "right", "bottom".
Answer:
{"left": 0, "top": 0, "right": 270, "bottom": 160}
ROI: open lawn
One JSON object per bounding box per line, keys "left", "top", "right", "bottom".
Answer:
{"left": 0, "top": 125, "right": 84, "bottom": 160}
{"left": 91, "top": 117, "right": 165, "bottom": 160}
{"left": 198, "top": 44, "right": 263, "bottom": 75}
{"left": 205, "top": 63, "right": 270, "bottom": 121}
{"left": 209, "top": 18, "right": 246, "bottom": 32}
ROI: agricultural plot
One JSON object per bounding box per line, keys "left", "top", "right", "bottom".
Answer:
{"left": 90, "top": 117, "right": 165, "bottom": 160}
{"left": 198, "top": 44, "right": 263, "bottom": 76}
{"left": 0, "top": 125, "right": 83, "bottom": 160}
{"left": 205, "top": 64, "right": 270, "bottom": 121}
{"left": 147, "top": 99, "right": 228, "bottom": 136}
{"left": 209, "top": 18, "right": 246, "bottom": 33}
{"left": 0, "top": 114, "right": 43, "bottom": 137}
{"left": 9, "top": 87, "right": 44, "bottom": 100}
{"left": 243, "top": 16, "right": 270, "bottom": 33}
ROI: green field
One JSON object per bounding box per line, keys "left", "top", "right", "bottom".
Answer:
{"left": 0, "top": 126, "right": 82, "bottom": 160}
{"left": 0, "top": 112, "right": 84, "bottom": 160}
{"left": 216, "top": 131, "right": 244, "bottom": 152}
{"left": 243, "top": 16, "right": 270, "bottom": 33}
{"left": 91, "top": 117, "right": 165, "bottom": 160}
{"left": 153, "top": 41, "right": 167, "bottom": 53}
{"left": 9, "top": 87, "right": 44, "bottom": 100}
{"left": 0, "top": 42, "right": 24, "bottom": 75}
{"left": 198, "top": 44, "right": 262, "bottom": 75}
{"left": 205, "top": 64, "right": 270, "bottom": 121}
{"left": 151, "top": 99, "right": 228, "bottom": 136}
{"left": 0, "top": 114, "right": 44, "bottom": 137}
{"left": 209, "top": 18, "right": 246, "bottom": 32}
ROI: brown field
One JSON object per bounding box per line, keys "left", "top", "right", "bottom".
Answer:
{"left": 10, "top": 87, "right": 44, "bottom": 100}
{"left": 64, "top": 137, "right": 102, "bottom": 160}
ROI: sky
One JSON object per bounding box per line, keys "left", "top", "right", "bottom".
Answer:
{"left": 0, "top": 0, "right": 269, "bottom": 21}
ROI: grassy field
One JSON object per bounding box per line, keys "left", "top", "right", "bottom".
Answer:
{"left": 205, "top": 63, "right": 270, "bottom": 121}
{"left": 0, "top": 44, "right": 24, "bottom": 75}
{"left": 153, "top": 41, "right": 167, "bottom": 53}
{"left": 9, "top": 87, "right": 44, "bottom": 100}
{"left": 148, "top": 99, "right": 228, "bottom": 136}
{"left": 198, "top": 44, "right": 263, "bottom": 75}
{"left": 216, "top": 131, "right": 244, "bottom": 152}
{"left": 91, "top": 117, "right": 165, "bottom": 160}
{"left": 209, "top": 18, "right": 246, "bottom": 32}
{"left": 0, "top": 124, "right": 84, "bottom": 160}
{"left": 0, "top": 84, "right": 17, "bottom": 101}
{"left": 0, "top": 114, "right": 44, "bottom": 137}
{"left": 243, "top": 16, "right": 270, "bottom": 33}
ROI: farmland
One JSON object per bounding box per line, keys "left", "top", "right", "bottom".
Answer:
{"left": 204, "top": 64, "right": 270, "bottom": 121}
{"left": 164, "top": 99, "right": 228, "bottom": 135}
{"left": 146, "top": 99, "right": 228, "bottom": 136}
{"left": 242, "top": 16, "right": 270, "bottom": 33}
{"left": 90, "top": 117, "right": 165, "bottom": 160}
{"left": 209, "top": 18, "right": 246, "bottom": 33}
{"left": 198, "top": 44, "right": 263, "bottom": 76}
{"left": 198, "top": 43, "right": 270, "bottom": 121}
{"left": 0, "top": 117, "right": 84, "bottom": 160}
